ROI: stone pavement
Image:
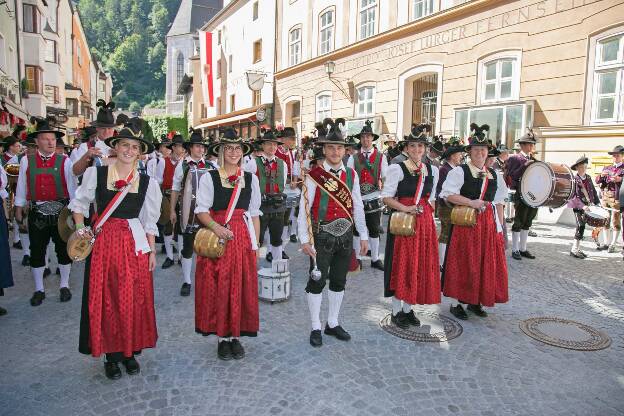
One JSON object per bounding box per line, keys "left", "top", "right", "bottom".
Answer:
{"left": 0, "top": 221, "right": 623, "bottom": 416}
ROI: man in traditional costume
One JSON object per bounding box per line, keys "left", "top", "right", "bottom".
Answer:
{"left": 595, "top": 145, "right": 624, "bottom": 252}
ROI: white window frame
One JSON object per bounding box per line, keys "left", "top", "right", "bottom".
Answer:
{"left": 359, "top": 0, "right": 376, "bottom": 41}
{"left": 288, "top": 27, "right": 301, "bottom": 67}
{"left": 477, "top": 51, "right": 522, "bottom": 105}
{"left": 315, "top": 92, "right": 332, "bottom": 122}
{"left": 319, "top": 9, "right": 334, "bottom": 56}
{"left": 355, "top": 85, "right": 376, "bottom": 117}
{"left": 412, "top": 0, "right": 434, "bottom": 20}
{"left": 591, "top": 31, "right": 624, "bottom": 124}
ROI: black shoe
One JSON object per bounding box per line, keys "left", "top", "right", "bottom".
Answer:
{"left": 519, "top": 250, "right": 535, "bottom": 259}
{"left": 161, "top": 245, "right": 166, "bottom": 254}
{"left": 450, "top": 304, "right": 468, "bottom": 320}
{"left": 265, "top": 252, "right": 273, "bottom": 262}
{"left": 30, "top": 291, "right": 45, "bottom": 306}
{"left": 511, "top": 251, "right": 522, "bottom": 260}
{"left": 570, "top": 251, "right": 585, "bottom": 259}
{"left": 598, "top": 244, "right": 609, "bottom": 251}
{"left": 290, "top": 234, "right": 297, "bottom": 243}
{"left": 104, "top": 361, "right": 122, "bottom": 380}
{"left": 217, "top": 340, "right": 233, "bottom": 360}
{"left": 122, "top": 357, "right": 140, "bottom": 375}
{"left": 162, "top": 257, "right": 175, "bottom": 269}
{"left": 528, "top": 230, "right": 537, "bottom": 237}
{"left": 324, "top": 324, "right": 351, "bottom": 341}
{"left": 43, "top": 267, "right": 51, "bottom": 278}
{"left": 230, "top": 339, "right": 245, "bottom": 359}
{"left": 55, "top": 267, "right": 60, "bottom": 275}
{"left": 0, "top": 306, "right": 7, "bottom": 316}
{"left": 309, "top": 330, "right": 322, "bottom": 347}
{"left": 21, "top": 255, "right": 30, "bottom": 266}
{"left": 578, "top": 251, "right": 588, "bottom": 258}
{"left": 282, "top": 252, "right": 289, "bottom": 260}
{"left": 371, "top": 260, "right": 384, "bottom": 271}
{"left": 404, "top": 310, "right": 421, "bottom": 326}
{"left": 180, "top": 283, "right": 191, "bottom": 297}
{"left": 59, "top": 287, "right": 72, "bottom": 302}
{"left": 357, "top": 259, "right": 362, "bottom": 270}
{"left": 12, "top": 241, "right": 22, "bottom": 250}
{"left": 467, "top": 304, "right": 488, "bottom": 317}
{"left": 177, "top": 259, "right": 181, "bottom": 265}
{"left": 366, "top": 250, "right": 371, "bottom": 257}
{"left": 390, "top": 311, "right": 409, "bottom": 329}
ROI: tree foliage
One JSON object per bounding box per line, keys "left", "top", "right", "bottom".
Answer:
{"left": 76, "top": 0, "right": 179, "bottom": 109}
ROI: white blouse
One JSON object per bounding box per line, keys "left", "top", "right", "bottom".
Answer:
{"left": 381, "top": 163, "right": 439, "bottom": 203}
{"left": 439, "top": 165, "right": 507, "bottom": 205}
{"left": 0, "top": 164, "right": 7, "bottom": 200}
{"left": 68, "top": 166, "right": 163, "bottom": 253}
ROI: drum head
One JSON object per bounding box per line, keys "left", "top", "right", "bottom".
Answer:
{"left": 521, "top": 162, "right": 553, "bottom": 208}
{"left": 587, "top": 206, "right": 609, "bottom": 218}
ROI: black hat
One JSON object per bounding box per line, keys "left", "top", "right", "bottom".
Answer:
{"left": 608, "top": 145, "right": 624, "bottom": 155}
{"left": 27, "top": 116, "right": 65, "bottom": 140}
{"left": 2, "top": 136, "right": 20, "bottom": 152}
{"left": 431, "top": 138, "right": 444, "bottom": 154}
{"left": 81, "top": 125, "right": 97, "bottom": 142}
{"left": 571, "top": 155, "right": 589, "bottom": 170}
{"left": 517, "top": 128, "right": 537, "bottom": 144}
{"left": 208, "top": 128, "right": 252, "bottom": 157}
{"left": 465, "top": 123, "right": 491, "bottom": 150}
{"left": 356, "top": 120, "right": 379, "bottom": 141}
{"left": 441, "top": 140, "right": 465, "bottom": 160}
{"left": 104, "top": 118, "right": 154, "bottom": 154}
{"left": 170, "top": 133, "right": 185, "bottom": 147}
{"left": 159, "top": 135, "right": 173, "bottom": 149}
{"left": 488, "top": 147, "right": 501, "bottom": 158}
{"left": 115, "top": 113, "right": 129, "bottom": 127}
{"left": 11, "top": 124, "right": 26, "bottom": 138}
{"left": 92, "top": 100, "right": 116, "bottom": 128}
{"left": 314, "top": 118, "right": 330, "bottom": 141}
{"left": 316, "top": 118, "right": 347, "bottom": 145}
{"left": 277, "top": 127, "right": 296, "bottom": 139}
{"left": 345, "top": 135, "right": 358, "bottom": 147}
{"left": 257, "top": 129, "right": 283, "bottom": 145}
{"left": 56, "top": 137, "right": 70, "bottom": 149}
{"left": 400, "top": 123, "right": 430, "bottom": 146}
{"left": 183, "top": 128, "right": 209, "bottom": 150}
{"left": 497, "top": 143, "right": 510, "bottom": 153}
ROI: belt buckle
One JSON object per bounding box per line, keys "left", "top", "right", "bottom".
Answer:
{"left": 320, "top": 218, "right": 352, "bottom": 237}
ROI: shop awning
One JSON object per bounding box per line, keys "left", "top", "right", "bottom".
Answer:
{"left": 195, "top": 110, "right": 257, "bottom": 129}
{"left": 2, "top": 99, "right": 28, "bottom": 121}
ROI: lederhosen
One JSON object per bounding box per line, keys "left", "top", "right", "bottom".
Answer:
{"left": 511, "top": 155, "right": 538, "bottom": 232}
{"left": 179, "top": 159, "right": 209, "bottom": 259}
{"left": 305, "top": 168, "right": 354, "bottom": 295}
{"left": 352, "top": 149, "right": 383, "bottom": 239}
{"left": 572, "top": 175, "right": 599, "bottom": 240}
{"left": 255, "top": 157, "right": 286, "bottom": 247}
{"left": 26, "top": 153, "right": 72, "bottom": 268}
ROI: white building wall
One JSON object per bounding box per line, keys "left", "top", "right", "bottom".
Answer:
{"left": 166, "top": 34, "right": 196, "bottom": 114}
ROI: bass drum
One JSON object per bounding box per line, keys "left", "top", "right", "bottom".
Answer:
{"left": 180, "top": 168, "right": 209, "bottom": 234}
{"left": 520, "top": 161, "right": 574, "bottom": 208}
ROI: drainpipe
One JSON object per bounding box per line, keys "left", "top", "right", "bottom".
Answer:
{"left": 271, "top": 0, "right": 278, "bottom": 129}
{"left": 14, "top": 0, "right": 24, "bottom": 108}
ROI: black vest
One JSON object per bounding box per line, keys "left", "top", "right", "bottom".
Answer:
{"left": 209, "top": 170, "right": 252, "bottom": 211}
{"left": 397, "top": 162, "right": 434, "bottom": 199}
{"left": 458, "top": 164, "right": 497, "bottom": 202}
{"left": 95, "top": 166, "right": 149, "bottom": 218}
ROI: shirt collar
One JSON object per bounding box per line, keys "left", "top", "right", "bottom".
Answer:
{"left": 615, "top": 162, "right": 623, "bottom": 168}
{"left": 37, "top": 150, "right": 54, "bottom": 159}
{"left": 263, "top": 155, "right": 277, "bottom": 162}
{"left": 323, "top": 160, "right": 344, "bottom": 173}
{"left": 186, "top": 156, "right": 203, "bottom": 164}
{"left": 520, "top": 151, "right": 531, "bottom": 158}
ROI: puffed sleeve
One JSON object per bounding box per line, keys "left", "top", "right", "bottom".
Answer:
{"left": 68, "top": 166, "right": 97, "bottom": 217}
{"left": 171, "top": 162, "right": 184, "bottom": 192}
{"left": 13, "top": 156, "right": 29, "bottom": 207}
{"left": 493, "top": 171, "right": 508, "bottom": 205}
{"left": 430, "top": 165, "right": 439, "bottom": 203}
{"left": 138, "top": 178, "right": 162, "bottom": 236}
{"left": 380, "top": 164, "right": 403, "bottom": 198}
{"left": 194, "top": 172, "right": 215, "bottom": 214}
{"left": 64, "top": 157, "right": 77, "bottom": 199}
{"left": 249, "top": 175, "right": 262, "bottom": 217}
{"left": 439, "top": 166, "right": 465, "bottom": 200}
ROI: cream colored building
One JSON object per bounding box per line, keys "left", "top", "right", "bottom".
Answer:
{"left": 273, "top": 0, "right": 624, "bottom": 167}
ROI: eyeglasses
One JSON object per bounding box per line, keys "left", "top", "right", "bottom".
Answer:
{"left": 224, "top": 145, "right": 243, "bottom": 153}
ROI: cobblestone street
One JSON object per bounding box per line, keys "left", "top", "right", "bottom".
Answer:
{"left": 1, "top": 221, "right": 623, "bottom": 416}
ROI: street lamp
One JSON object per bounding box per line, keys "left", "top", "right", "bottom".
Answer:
{"left": 324, "top": 61, "right": 336, "bottom": 77}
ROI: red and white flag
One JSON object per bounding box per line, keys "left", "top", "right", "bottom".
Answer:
{"left": 198, "top": 30, "right": 214, "bottom": 107}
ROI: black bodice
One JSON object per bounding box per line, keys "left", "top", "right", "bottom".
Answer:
{"left": 397, "top": 162, "right": 434, "bottom": 198}
{"left": 458, "top": 164, "right": 497, "bottom": 202}
{"left": 209, "top": 170, "right": 252, "bottom": 211}
{"left": 95, "top": 166, "right": 149, "bottom": 218}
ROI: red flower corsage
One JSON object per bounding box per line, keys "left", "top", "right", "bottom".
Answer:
{"left": 113, "top": 179, "right": 128, "bottom": 190}
{"left": 227, "top": 175, "right": 239, "bottom": 186}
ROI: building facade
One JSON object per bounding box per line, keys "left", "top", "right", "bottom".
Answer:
{"left": 272, "top": 0, "right": 624, "bottom": 167}
{"left": 65, "top": 9, "right": 93, "bottom": 131}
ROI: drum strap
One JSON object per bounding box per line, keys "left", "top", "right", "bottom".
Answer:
{"left": 223, "top": 168, "right": 242, "bottom": 225}
{"left": 413, "top": 171, "right": 424, "bottom": 206}
{"left": 479, "top": 173, "right": 489, "bottom": 200}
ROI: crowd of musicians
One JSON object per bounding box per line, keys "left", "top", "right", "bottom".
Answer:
{"left": 1, "top": 99, "right": 624, "bottom": 380}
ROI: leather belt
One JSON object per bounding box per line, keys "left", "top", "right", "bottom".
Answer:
{"left": 314, "top": 218, "right": 352, "bottom": 237}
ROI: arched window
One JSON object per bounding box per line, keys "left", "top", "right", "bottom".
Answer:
{"left": 176, "top": 53, "right": 185, "bottom": 88}
{"left": 289, "top": 27, "right": 301, "bottom": 67}
{"left": 319, "top": 9, "right": 334, "bottom": 55}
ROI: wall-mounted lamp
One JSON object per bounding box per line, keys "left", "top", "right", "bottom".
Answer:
{"left": 324, "top": 61, "right": 336, "bottom": 76}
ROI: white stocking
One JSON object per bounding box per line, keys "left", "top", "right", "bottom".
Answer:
{"left": 391, "top": 297, "right": 402, "bottom": 315}
{"left": 369, "top": 237, "right": 380, "bottom": 262}
{"left": 327, "top": 290, "right": 344, "bottom": 328}
{"left": 164, "top": 235, "right": 174, "bottom": 260}
{"left": 59, "top": 264, "right": 71, "bottom": 288}
{"left": 181, "top": 257, "right": 193, "bottom": 284}
{"left": 520, "top": 230, "right": 529, "bottom": 252}
{"left": 307, "top": 293, "right": 322, "bottom": 331}
{"left": 512, "top": 231, "right": 520, "bottom": 252}
{"left": 32, "top": 267, "right": 45, "bottom": 292}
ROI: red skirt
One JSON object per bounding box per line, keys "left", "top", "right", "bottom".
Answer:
{"left": 443, "top": 205, "right": 508, "bottom": 306}
{"left": 87, "top": 218, "right": 157, "bottom": 357}
{"left": 195, "top": 209, "right": 259, "bottom": 337}
{"left": 387, "top": 198, "right": 440, "bottom": 305}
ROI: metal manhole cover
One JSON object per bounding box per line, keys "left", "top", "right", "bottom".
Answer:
{"left": 380, "top": 311, "right": 462, "bottom": 342}
{"left": 519, "top": 317, "right": 611, "bottom": 351}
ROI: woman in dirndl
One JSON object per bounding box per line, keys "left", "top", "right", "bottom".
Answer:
{"left": 0, "top": 164, "right": 14, "bottom": 316}
{"left": 381, "top": 124, "right": 440, "bottom": 329}
{"left": 439, "top": 124, "right": 508, "bottom": 320}
{"left": 69, "top": 123, "right": 162, "bottom": 380}
{"left": 194, "top": 128, "right": 261, "bottom": 361}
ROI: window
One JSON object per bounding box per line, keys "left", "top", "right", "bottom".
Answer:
{"left": 356, "top": 86, "right": 375, "bottom": 117}
{"left": 45, "top": 85, "right": 59, "bottom": 104}
{"left": 319, "top": 9, "right": 334, "bottom": 55}
{"left": 228, "top": 55, "right": 232, "bottom": 73}
{"left": 316, "top": 93, "right": 331, "bottom": 121}
{"left": 176, "top": 53, "right": 185, "bottom": 87}
{"left": 216, "top": 59, "right": 221, "bottom": 79}
{"left": 25, "top": 65, "right": 42, "bottom": 94}
{"left": 217, "top": 30, "right": 221, "bottom": 45}
{"left": 230, "top": 94, "right": 235, "bottom": 112}
{"left": 479, "top": 56, "right": 520, "bottom": 103}
{"left": 592, "top": 33, "right": 624, "bottom": 122}
{"left": 81, "top": 103, "right": 91, "bottom": 118}
{"left": 23, "top": 4, "right": 39, "bottom": 33}
{"left": 359, "top": 0, "right": 376, "bottom": 40}
{"left": 421, "top": 90, "right": 437, "bottom": 126}
{"left": 47, "top": 0, "right": 57, "bottom": 32}
{"left": 45, "top": 39, "right": 57, "bottom": 63}
{"left": 253, "top": 90, "right": 261, "bottom": 107}
{"left": 66, "top": 98, "right": 78, "bottom": 116}
{"left": 252, "top": 1, "right": 258, "bottom": 20}
{"left": 412, "top": 0, "right": 434, "bottom": 20}
{"left": 253, "top": 40, "right": 262, "bottom": 63}
{"left": 288, "top": 28, "right": 301, "bottom": 66}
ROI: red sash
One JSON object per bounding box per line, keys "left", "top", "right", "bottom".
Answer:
{"left": 308, "top": 166, "right": 353, "bottom": 222}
